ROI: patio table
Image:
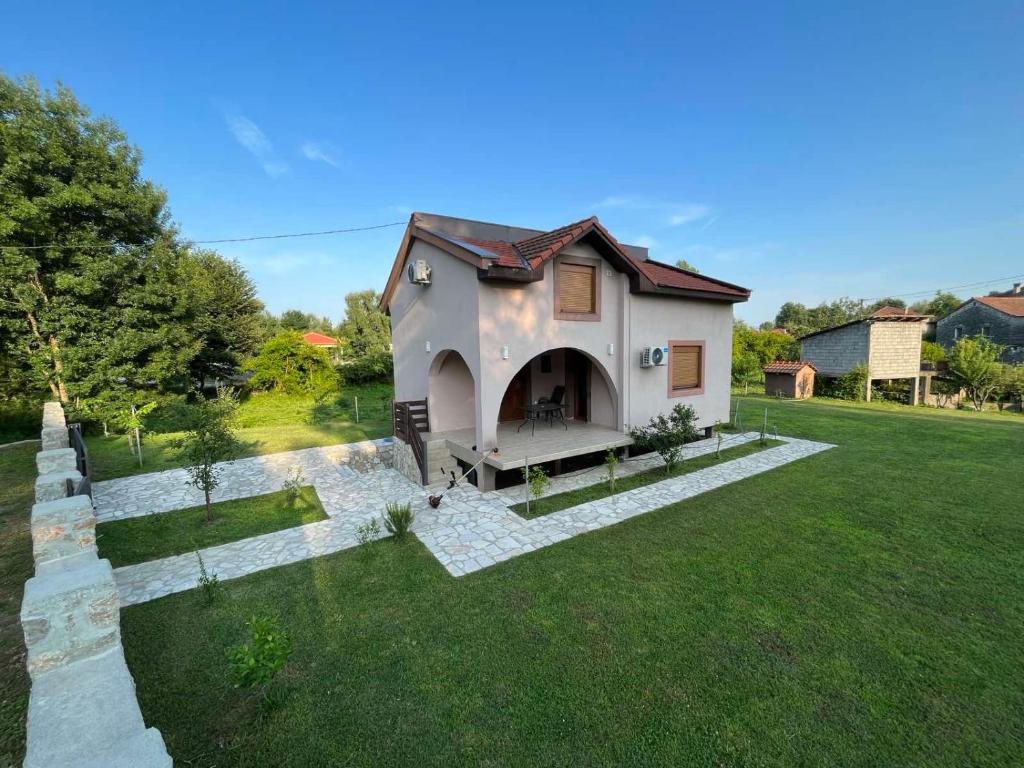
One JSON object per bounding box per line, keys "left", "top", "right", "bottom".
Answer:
{"left": 517, "top": 401, "right": 568, "bottom": 435}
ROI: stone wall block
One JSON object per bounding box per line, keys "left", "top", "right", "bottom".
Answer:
{"left": 34, "top": 469, "right": 82, "bottom": 504}
{"left": 40, "top": 425, "right": 69, "bottom": 450}
{"left": 20, "top": 554, "right": 121, "bottom": 678}
{"left": 30, "top": 495, "right": 97, "bottom": 566}
{"left": 35, "top": 447, "right": 77, "bottom": 475}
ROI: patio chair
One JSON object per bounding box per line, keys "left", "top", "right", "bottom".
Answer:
{"left": 538, "top": 385, "right": 566, "bottom": 425}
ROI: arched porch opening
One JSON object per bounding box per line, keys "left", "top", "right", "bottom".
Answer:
{"left": 427, "top": 349, "right": 476, "bottom": 433}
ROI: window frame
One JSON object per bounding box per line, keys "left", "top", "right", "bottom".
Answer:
{"left": 980, "top": 323, "right": 992, "bottom": 338}
{"left": 953, "top": 325, "right": 964, "bottom": 340}
{"left": 667, "top": 340, "right": 705, "bottom": 397}
{"left": 554, "top": 257, "right": 601, "bottom": 322}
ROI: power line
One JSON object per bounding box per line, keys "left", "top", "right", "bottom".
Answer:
{"left": 0, "top": 220, "right": 407, "bottom": 251}
{"left": 859, "top": 272, "right": 1024, "bottom": 303}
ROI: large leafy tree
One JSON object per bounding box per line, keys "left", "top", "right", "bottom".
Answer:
{"left": 910, "top": 291, "right": 963, "bottom": 319}
{"left": 0, "top": 75, "right": 169, "bottom": 402}
{"left": 947, "top": 337, "right": 1003, "bottom": 410}
{"left": 337, "top": 290, "right": 390, "bottom": 357}
{"left": 244, "top": 331, "right": 338, "bottom": 395}
{"left": 0, "top": 75, "right": 263, "bottom": 407}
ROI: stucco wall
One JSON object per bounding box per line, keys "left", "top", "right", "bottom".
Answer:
{"left": 389, "top": 239, "right": 481, "bottom": 403}
{"left": 427, "top": 350, "right": 475, "bottom": 432}
{"left": 800, "top": 323, "right": 870, "bottom": 375}
{"left": 627, "top": 295, "right": 733, "bottom": 430}
{"left": 868, "top": 322, "right": 925, "bottom": 378}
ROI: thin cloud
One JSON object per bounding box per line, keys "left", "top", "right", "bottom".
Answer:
{"left": 300, "top": 140, "right": 340, "bottom": 168}
{"left": 592, "top": 196, "right": 713, "bottom": 227}
{"left": 225, "top": 114, "right": 288, "bottom": 176}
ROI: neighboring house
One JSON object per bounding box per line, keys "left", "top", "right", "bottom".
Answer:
{"left": 302, "top": 331, "right": 343, "bottom": 362}
{"left": 798, "top": 307, "right": 931, "bottom": 403}
{"left": 763, "top": 361, "right": 816, "bottom": 399}
{"left": 935, "top": 287, "right": 1024, "bottom": 363}
{"left": 380, "top": 212, "right": 750, "bottom": 489}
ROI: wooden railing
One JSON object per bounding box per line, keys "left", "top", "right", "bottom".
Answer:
{"left": 393, "top": 399, "right": 429, "bottom": 483}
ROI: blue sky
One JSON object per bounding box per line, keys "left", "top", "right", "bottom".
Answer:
{"left": 5, "top": 1, "right": 1022, "bottom": 324}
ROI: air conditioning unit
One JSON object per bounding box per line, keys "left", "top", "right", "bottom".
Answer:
{"left": 640, "top": 346, "right": 669, "bottom": 368}
{"left": 407, "top": 259, "right": 432, "bottom": 285}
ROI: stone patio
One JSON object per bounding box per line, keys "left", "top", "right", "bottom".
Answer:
{"left": 108, "top": 432, "right": 834, "bottom": 606}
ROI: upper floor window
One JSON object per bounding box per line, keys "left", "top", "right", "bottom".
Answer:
{"left": 981, "top": 324, "right": 992, "bottom": 338}
{"left": 953, "top": 325, "right": 964, "bottom": 340}
{"left": 555, "top": 261, "right": 600, "bottom": 321}
{"left": 668, "top": 341, "right": 704, "bottom": 396}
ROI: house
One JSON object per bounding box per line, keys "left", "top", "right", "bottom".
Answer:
{"left": 935, "top": 286, "right": 1024, "bottom": 363}
{"left": 380, "top": 212, "right": 750, "bottom": 489}
{"left": 763, "top": 361, "right": 816, "bottom": 399}
{"left": 301, "top": 331, "right": 341, "bottom": 348}
{"left": 798, "top": 307, "right": 931, "bottom": 403}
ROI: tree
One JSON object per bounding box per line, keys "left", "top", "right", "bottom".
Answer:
{"left": 910, "top": 291, "right": 962, "bottom": 319}
{"left": 0, "top": 75, "right": 170, "bottom": 402}
{"left": 997, "top": 365, "right": 1024, "bottom": 411}
{"left": 732, "top": 351, "right": 761, "bottom": 394}
{"left": 675, "top": 258, "right": 699, "bottom": 273}
{"left": 278, "top": 309, "right": 333, "bottom": 333}
{"left": 947, "top": 337, "right": 1004, "bottom": 410}
{"left": 337, "top": 290, "right": 391, "bottom": 357}
{"left": 244, "top": 331, "right": 339, "bottom": 394}
{"left": 921, "top": 340, "right": 946, "bottom": 364}
{"left": 628, "top": 404, "right": 698, "bottom": 473}
{"left": 177, "top": 394, "right": 241, "bottom": 522}
{"left": 865, "top": 297, "right": 906, "bottom": 313}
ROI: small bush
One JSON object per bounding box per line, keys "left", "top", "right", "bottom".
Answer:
{"left": 282, "top": 466, "right": 304, "bottom": 505}
{"left": 196, "top": 552, "right": 221, "bottom": 605}
{"left": 629, "top": 403, "right": 698, "bottom": 473}
{"left": 382, "top": 501, "right": 414, "bottom": 538}
{"left": 338, "top": 352, "right": 394, "bottom": 385}
{"left": 356, "top": 518, "right": 381, "bottom": 544}
{"left": 523, "top": 464, "right": 549, "bottom": 500}
{"left": 604, "top": 450, "right": 619, "bottom": 492}
{"left": 227, "top": 614, "right": 293, "bottom": 690}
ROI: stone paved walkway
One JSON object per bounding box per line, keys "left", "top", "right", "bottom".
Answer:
{"left": 112, "top": 433, "right": 833, "bottom": 606}
{"left": 92, "top": 438, "right": 394, "bottom": 522}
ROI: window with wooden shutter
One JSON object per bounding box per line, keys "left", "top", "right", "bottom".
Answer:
{"left": 669, "top": 342, "right": 703, "bottom": 395}
{"left": 555, "top": 261, "right": 599, "bottom": 320}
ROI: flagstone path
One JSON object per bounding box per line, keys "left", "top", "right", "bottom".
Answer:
{"left": 109, "top": 433, "right": 833, "bottom": 607}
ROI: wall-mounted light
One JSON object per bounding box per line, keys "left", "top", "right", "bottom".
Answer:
{"left": 425, "top": 341, "right": 431, "bottom": 353}
{"left": 607, "top": 343, "right": 615, "bottom": 356}
{"left": 501, "top": 344, "right": 510, "bottom": 360}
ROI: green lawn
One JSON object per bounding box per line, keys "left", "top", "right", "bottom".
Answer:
{"left": 97, "top": 486, "right": 328, "bottom": 568}
{"left": 87, "top": 384, "right": 393, "bottom": 481}
{"left": 0, "top": 445, "right": 36, "bottom": 767}
{"left": 514, "top": 439, "right": 783, "bottom": 518}
{"left": 118, "top": 397, "right": 1024, "bottom": 766}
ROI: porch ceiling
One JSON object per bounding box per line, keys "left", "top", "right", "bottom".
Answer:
{"left": 429, "top": 421, "right": 632, "bottom": 472}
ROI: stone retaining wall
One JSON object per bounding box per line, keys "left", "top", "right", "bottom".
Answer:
{"left": 20, "top": 402, "right": 171, "bottom": 768}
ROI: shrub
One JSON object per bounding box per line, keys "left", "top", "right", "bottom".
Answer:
{"left": 196, "top": 552, "right": 221, "bottom": 605}
{"left": 175, "top": 392, "right": 241, "bottom": 522}
{"left": 523, "top": 464, "right": 549, "bottom": 500}
{"left": 629, "top": 403, "right": 698, "bottom": 473}
{"left": 921, "top": 340, "right": 946, "bottom": 365}
{"left": 337, "top": 351, "right": 394, "bottom": 384}
{"left": 948, "top": 337, "right": 1004, "bottom": 410}
{"left": 282, "top": 466, "right": 304, "bottom": 505}
{"left": 604, "top": 450, "right": 619, "bottom": 492}
{"left": 382, "top": 501, "right": 414, "bottom": 538}
{"left": 244, "top": 331, "right": 339, "bottom": 394}
{"left": 356, "top": 518, "right": 381, "bottom": 544}
{"left": 227, "top": 614, "right": 293, "bottom": 691}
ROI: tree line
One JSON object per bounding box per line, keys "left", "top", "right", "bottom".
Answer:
{"left": 765, "top": 293, "right": 962, "bottom": 337}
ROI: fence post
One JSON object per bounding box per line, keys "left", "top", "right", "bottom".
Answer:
{"left": 524, "top": 457, "right": 530, "bottom": 517}
{"left": 354, "top": 396, "right": 360, "bottom": 423}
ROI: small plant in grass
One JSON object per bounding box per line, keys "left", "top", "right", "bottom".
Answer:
{"left": 382, "top": 501, "right": 414, "bottom": 539}
{"left": 523, "top": 464, "right": 549, "bottom": 500}
{"left": 175, "top": 391, "right": 241, "bottom": 522}
{"left": 282, "top": 466, "right": 304, "bottom": 505}
{"left": 356, "top": 518, "right": 381, "bottom": 544}
{"left": 604, "top": 450, "right": 619, "bottom": 492}
{"left": 196, "top": 551, "right": 221, "bottom": 605}
{"left": 629, "top": 403, "right": 698, "bottom": 474}
{"left": 227, "top": 614, "right": 293, "bottom": 708}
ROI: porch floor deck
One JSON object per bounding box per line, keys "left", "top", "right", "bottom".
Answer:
{"left": 429, "top": 421, "right": 633, "bottom": 471}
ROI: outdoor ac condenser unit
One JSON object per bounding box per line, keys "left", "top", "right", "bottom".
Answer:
{"left": 640, "top": 346, "right": 668, "bottom": 368}
{"left": 407, "top": 259, "right": 432, "bottom": 285}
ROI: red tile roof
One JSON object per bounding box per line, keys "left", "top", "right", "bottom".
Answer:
{"left": 870, "top": 305, "right": 930, "bottom": 319}
{"left": 763, "top": 360, "right": 817, "bottom": 374}
{"left": 302, "top": 331, "right": 340, "bottom": 346}
{"left": 633, "top": 259, "right": 750, "bottom": 298}
{"left": 976, "top": 295, "right": 1024, "bottom": 317}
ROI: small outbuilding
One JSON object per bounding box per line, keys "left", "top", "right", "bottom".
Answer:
{"left": 763, "top": 361, "right": 817, "bottom": 399}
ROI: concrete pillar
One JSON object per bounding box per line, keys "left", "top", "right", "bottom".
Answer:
{"left": 477, "top": 463, "right": 498, "bottom": 492}
{"left": 35, "top": 448, "right": 77, "bottom": 476}
{"left": 910, "top": 376, "right": 920, "bottom": 406}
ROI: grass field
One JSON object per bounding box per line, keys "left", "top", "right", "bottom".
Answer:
{"left": 0, "top": 445, "right": 36, "bottom": 767}
{"left": 115, "top": 396, "right": 1024, "bottom": 767}
{"left": 514, "top": 438, "right": 782, "bottom": 518}
{"left": 97, "top": 486, "right": 328, "bottom": 568}
{"left": 86, "top": 383, "right": 393, "bottom": 481}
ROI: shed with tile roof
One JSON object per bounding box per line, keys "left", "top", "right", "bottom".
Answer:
{"left": 763, "top": 361, "right": 817, "bottom": 399}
